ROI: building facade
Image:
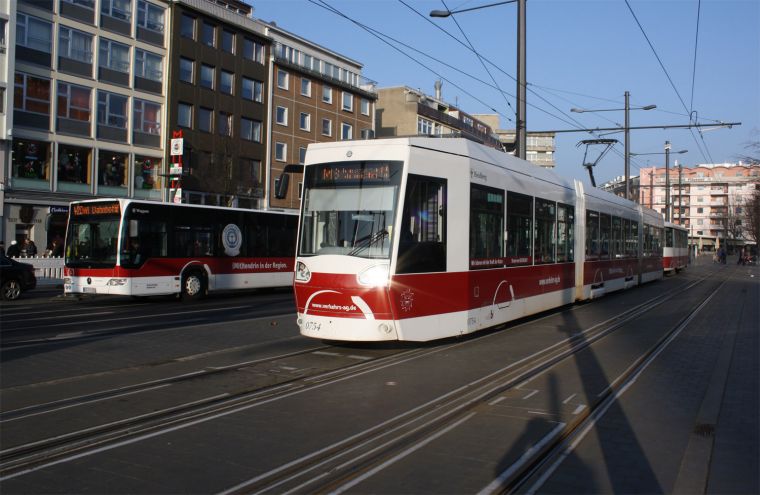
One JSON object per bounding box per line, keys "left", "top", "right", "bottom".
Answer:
{"left": 167, "top": 0, "right": 269, "bottom": 209}
{"left": 265, "top": 22, "right": 376, "bottom": 210}
{"left": 639, "top": 163, "right": 760, "bottom": 250}
{"left": 472, "top": 114, "right": 556, "bottom": 169}
{"left": 375, "top": 85, "right": 501, "bottom": 150}
{"left": 5, "top": 0, "right": 169, "bottom": 250}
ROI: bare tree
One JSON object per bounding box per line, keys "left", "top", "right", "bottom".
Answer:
{"left": 745, "top": 188, "right": 760, "bottom": 245}
{"left": 737, "top": 131, "right": 760, "bottom": 164}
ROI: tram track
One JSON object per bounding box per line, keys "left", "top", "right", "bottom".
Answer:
{"left": 0, "top": 273, "right": 711, "bottom": 485}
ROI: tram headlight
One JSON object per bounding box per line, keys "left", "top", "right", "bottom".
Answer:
{"left": 357, "top": 264, "right": 389, "bottom": 288}
{"left": 295, "top": 261, "right": 311, "bottom": 283}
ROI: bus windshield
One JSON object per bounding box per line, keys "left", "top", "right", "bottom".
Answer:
{"left": 65, "top": 202, "right": 121, "bottom": 268}
{"left": 299, "top": 161, "right": 403, "bottom": 259}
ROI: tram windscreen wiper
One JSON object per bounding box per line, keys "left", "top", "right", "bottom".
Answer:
{"left": 348, "top": 229, "right": 389, "bottom": 256}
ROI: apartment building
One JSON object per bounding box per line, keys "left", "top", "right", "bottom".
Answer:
{"left": 472, "top": 114, "right": 556, "bottom": 169}
{"left": 375, "top": 85, "right": 501, "bottom": 150}
{"left": 167, "top": 0, "right": 269, "bottom": 208}
{"left": 639, "top": 163, "right": 759, "bottom": 250}
{"left": 4, "top": 0, "right": 169, "bottom": 248}
{"left": 264, "top": 22, "right": 377, "bottom": 210}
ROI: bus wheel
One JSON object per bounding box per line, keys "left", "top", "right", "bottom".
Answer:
{"left": 182, "top": 271, "right": 206, "bottom": 301}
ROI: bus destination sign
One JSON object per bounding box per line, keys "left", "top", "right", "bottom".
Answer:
{"left": 72, "top": 202, "right": 121, "bottom": 217}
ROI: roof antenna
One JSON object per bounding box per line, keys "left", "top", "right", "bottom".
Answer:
{"left": 576, "top": 139, "right": 618, "bottom": 188}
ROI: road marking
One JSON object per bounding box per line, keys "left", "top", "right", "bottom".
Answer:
{"left": 522, "top": 390, "right": 539, "bottom": 400}
{"left": 562, "top": 393, "right": 577, "bottom": 404}
{"left": 528, "top": 410, "right": 551, "bottom": 416}
{"left": 489, "top": 397, "right": 506, "bottom": 406}
{"left": 572, "top": 404, "right": 586, "bottom": 415}
{"left": 346, "top": 355, "right": 373, "bottom": 361}
{"left": 313, "top": 351, "right": 342, "bottom": 357}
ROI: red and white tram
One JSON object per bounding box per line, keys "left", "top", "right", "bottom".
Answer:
{"left": 663, "top": 221, "right": 688, "bottom": 274}
{"left": 293, "top": 137, "right": 664, "bottom": 342}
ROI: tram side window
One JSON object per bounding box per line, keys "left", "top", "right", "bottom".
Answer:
{"left": 611, "top": 216, "right": 622, "bottom": 258}
{"left": 469, "top": 184, "right": 504, "bottom": 269}
{"left": 623, "top": 219, "right": 631, "bottom": 257}
{"left": 534, "top": 198, "right": 556, "bottom": 264}
{"left": 666, "top": 228, "right": 674, "bottom": 248}
{"left": 654, "top": 227, "right": 663, "bottom": 256}
{"left": 631, "top": 221, "right": 639, "bottom": 256}
{"left": 396, "top": 174, "right": 446, "bottom": 274}
{"left": 643, "top": 224, "right": 652, "bottom": 257}
{"left": 506, "top": 192, "right": 533, "bottom": 266}
{"left": 599, "top": 213, "right": 611, "bottom": 260}
{"left": 586, "top": 210, "right": 600, "bottom": 260}
{"left": 557, "top": 203, "right": 574, "bottom": 262}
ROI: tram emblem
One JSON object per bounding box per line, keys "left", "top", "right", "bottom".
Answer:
{"left": 400, "top": 289, "right": 415, "bottom": 312}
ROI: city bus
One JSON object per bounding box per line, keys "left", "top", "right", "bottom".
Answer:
{"left": 64, "top": 199, "right": 298, "bottom": 299}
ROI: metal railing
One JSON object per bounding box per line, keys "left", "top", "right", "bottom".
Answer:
{"left": 8, "top": 256, "right": 64, "bottom": 281}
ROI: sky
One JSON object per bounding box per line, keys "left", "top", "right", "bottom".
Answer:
{"left": 251, "top": 0, "right": 759, "bottom": 186}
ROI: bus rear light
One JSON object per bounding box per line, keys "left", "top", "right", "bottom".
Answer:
{"left": 357, "top": 264, "right": 389, "bottom": 287}
{"left": 295, "top": 262, "right": 311, "bottom": 283}
{"left": 107, "top": 278, "right": 127, "bottom": 286}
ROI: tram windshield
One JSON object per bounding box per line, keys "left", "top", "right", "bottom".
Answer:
{"left": 65, "top": 201, "right": 121, "bottom": 268}
{"left": 299, "top": 161, "right": 403, "bottom": 259}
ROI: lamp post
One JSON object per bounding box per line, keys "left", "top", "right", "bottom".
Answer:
{"left": 430, "top": 0, "right": 526, "bottom": 159}
{"left": 571, "top": 91, "right": 656, "bottom": 200}
{"left": 630, "top": 143, "right": 687, "bottom": 220}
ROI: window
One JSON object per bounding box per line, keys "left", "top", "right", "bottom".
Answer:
{"left": 697, "top": 207, "right": 703, "bottom": 213}
{"left": 218, "top": 111, "right": 232, "bottom": 136}
{"left": 97, "top": 91, "right": 127, "bottom": 128}
{"left": 17, "top": 14, "right": 52, "bottom": 53}
{"left": 137, "top": 1, "right": 165, "bottom": 33}
{"left": 135, "top": 49, "right": 163, "bottom": 82}
{"left": 585, "top": 210, "right": 599, "bottom": 260}
{"left": 179, "top": 57, "right": 194, "bottom": 83}
{"left": 221, "top": 30, "right": 235, "bottom": 53}
{"left": 242, "top": 77, "right": 263, "bottom": 102}
{"left": 397, "top": 175, "right": 447, "bottom": 274}
{"left": 611, "top": 216, "right": 623, "bottom": 258}
{"left": 299, "top": 147, "right": 307, "bottom": 164}
{"left": 321, "top": 118, "right": 332, "bottom": 136}
{"left": 599, "top": 213, "right": 611, "bottom": 260}
{"left": 299, "top": 112, "right": 310, "bottom": 131}
{"left": 275, "top": 142, "right": 287, "bottom": 162}
{"left": 360, "top": 98, "right": 370, "bottom": 116}
{"left": 534, "top": 199, "right": 556, "bottom": 264}
{"left": 180, "top": 14, "right": 195, "bottom": 38}
{"left": 277, "top": 69, "right": 288, "bottom": 90}
{"left": 220, "top": 70, "right": 234, "bottom": 95}
{"left": 557, "top": 204, "right": 574, "bottom": 262}
{"left": 301, "top": 78, "right": 311, "bottom": 97}
{"left": 342, "top": 92, "right": 353, "bottom": 111}
{"left": 57, "top": 82, "right": 91, "bottom": 121}
{"left": 200, "top": 64, "right": 214, "bottom": 89}
{"left": 341, "top": 122, "right": 352, "bottom": 140}
{"left": 57, "top": 144, "right": 92, "bottom": 185}
{"left": 62, "top": 0, "right": 94, "bottom": 9}
{"left": 198, "top": 107, "right": 212, "bottom": 132}
{"left": 101, "top": 0, "right": 132, "bottom": 21}
{"left": 418, "top": 117, "right": 434, "bottom": 135}
{"left": 59, "top": 27, "right": 93, "bottom": 63}
{"left": 470, "top": 184, "right": 503, "bottom": 269}
{"left": 506, "top": 192, "right": 532, "bottom": 265}
{"left": 275, "top": 106, "right": 287, "bottom": 126}
{"left": 243, "top": 38, "right": 264, "bottom": 63}
{"left": 177, "top": 102, "right": 192, "bottom": 128}
{"left": 201, "top": 21, "right": 215, "bottom": 47}
{"left": 241, "top": 118, "right": 261, "bottom": 142}
{"left": 322, "top": 86, "right": 332, "bottom": 103}
{"left": 14, "top": 73, "right": 51, "bottom": 115}
{"left": 98, "top": 150, "right": 128, "bottom": 188}
{"left": 134, "top": 99, "right": 161, "bottom": 134}
{"left": 99, "top": 39, "right": 130, "bottom": 73}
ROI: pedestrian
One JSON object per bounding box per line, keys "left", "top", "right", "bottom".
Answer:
{"left": 24, "top": 239, "right": 38, "bottom": 257}
{"left": 6, "top": 240, "right": 21, "bottom": 257}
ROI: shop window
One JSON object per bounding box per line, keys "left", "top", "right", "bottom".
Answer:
{"left": 97, "top": 150, "right": 128, "bottom": 196}
{"left": 11, "top": 139, "right": 51, "bottom": 190}
{"left": 57, "top": 144, "right": 92, "bottom": 193}
{"left": 134, "top": 155, "right": 161, "bottom": 199}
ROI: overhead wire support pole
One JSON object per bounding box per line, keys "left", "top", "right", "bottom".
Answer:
{"left": 516, "top": 0, "right": 526, "bottom": 159}
{"left": 625, "top": 91, "right": 631, "bottom": 200}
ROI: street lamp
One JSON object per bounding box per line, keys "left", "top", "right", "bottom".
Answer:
{"left": 631, "top": 142, "right": 687, "bottom": 221}
{"left": 430, "top": 0, "right": 527, "bottom": 160}
{"left": 571, "top": 91, "right": 656, "bottom": 200}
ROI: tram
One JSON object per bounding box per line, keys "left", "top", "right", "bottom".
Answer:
{"left": 292, "top": 137, "right": 663, "bottom": 342}
{"left": 663, "top": 221, "right": 688, "bottom": 274}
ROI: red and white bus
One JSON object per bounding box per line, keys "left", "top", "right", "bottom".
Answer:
{"left": 663, "top": 221, "right": 688, "bottom": 274}
{"left": 292, "top": 137, "right": 664, "bottom": 342}
{"left": 64, "top": 199, "right": 297, "bottom": 299}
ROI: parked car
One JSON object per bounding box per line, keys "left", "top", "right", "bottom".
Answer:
{"left": 0, "top": 255, "right": 37, "bottom": 301}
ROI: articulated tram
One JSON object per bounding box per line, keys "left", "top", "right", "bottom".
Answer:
{"left": 293, "top": 137, "right": 663, "bottom": 342}
{"left": 663, "top": 221, "right": 689, "bottom": 274}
